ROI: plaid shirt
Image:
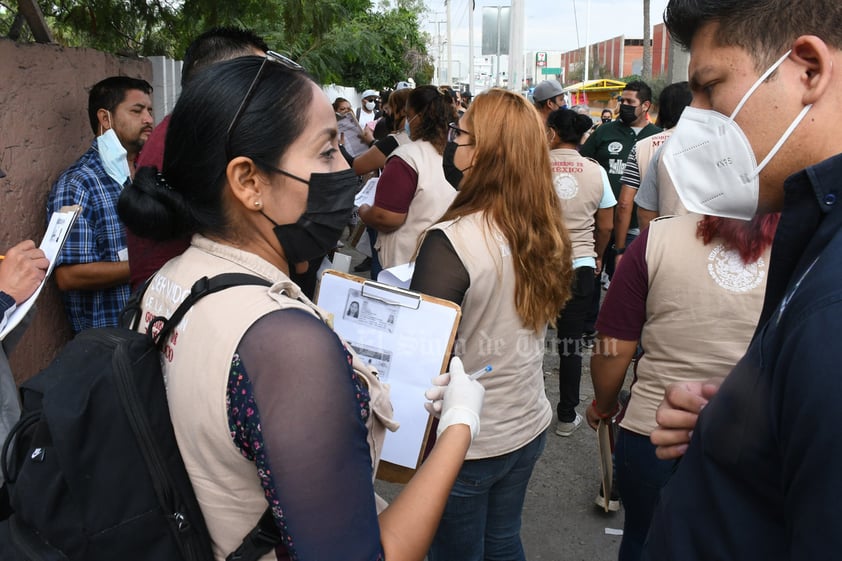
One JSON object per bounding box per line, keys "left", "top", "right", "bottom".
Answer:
{"left": 47, "top": 140, "right": 130, "bottom": 333}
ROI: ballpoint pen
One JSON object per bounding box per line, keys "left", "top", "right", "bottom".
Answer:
{"left": 469, "top": 365, "right": 492, "bottom": 380}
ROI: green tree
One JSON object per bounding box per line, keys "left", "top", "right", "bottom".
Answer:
{"left": 309, "top": 6, "right": 433, "bottom": 89}
{"left": 1, "top": 0, "right": 431, "bottom": 86}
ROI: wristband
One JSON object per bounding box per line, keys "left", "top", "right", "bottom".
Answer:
{"left": 591, "top": 399, "right": 619, "bottom": 419}
{"left": 613, "top": 245, "right": 626, "bottom": 255}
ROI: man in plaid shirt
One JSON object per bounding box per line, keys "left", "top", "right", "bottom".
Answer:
{"left": 47, "top": 76, "right": 153, "bottom": 333}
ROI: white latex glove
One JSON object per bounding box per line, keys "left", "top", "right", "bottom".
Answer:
{"left": 424, "top": 372, "right": 450, "bottom": 416}
{"left": 434, "top": 357, "right": 485, "bottom": 440}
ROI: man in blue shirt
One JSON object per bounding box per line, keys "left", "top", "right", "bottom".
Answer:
{"left": 47, "top": 76, "right": 153, "bottom": 333}
{"left": 643, "top": 0, "right": 842, "bottom": 558}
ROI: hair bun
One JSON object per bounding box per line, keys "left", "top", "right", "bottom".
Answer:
{"left": 155, "top": 171, "right": 173, "bottom": 190}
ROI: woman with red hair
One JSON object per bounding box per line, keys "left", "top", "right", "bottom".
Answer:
{"left": 586, "top": 212, "right": 779, "bottom": 561}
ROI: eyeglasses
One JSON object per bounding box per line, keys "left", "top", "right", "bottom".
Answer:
{"left": 225, "top": 51, "right": 305, "bottom": 159}
{"left": 447, "top": 122, "right": 473, "bottom": 144}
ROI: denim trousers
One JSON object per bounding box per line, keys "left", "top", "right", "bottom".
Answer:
{"left": 556, "top": 266, "right": 595, "bottom": 422}
{"left": 428, "top": 430, "right": 548, "bottom": 561}
{"left": 615, "top": 427, "right": 678, "bottom": 561}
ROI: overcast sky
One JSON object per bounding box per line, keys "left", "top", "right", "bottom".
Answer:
{"left": 420, "top": 0, "right": 671, "bottom": 72}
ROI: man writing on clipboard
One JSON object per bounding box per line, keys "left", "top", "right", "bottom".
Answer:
{"left": 0, "top": 234, "right": 50, "bottom": 501}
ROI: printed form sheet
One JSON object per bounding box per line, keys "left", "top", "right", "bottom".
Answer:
{"left": 317, "top": 271, "right": 460, "bottom": 469}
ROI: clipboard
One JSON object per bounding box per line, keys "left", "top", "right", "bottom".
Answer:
{"left": 0, "top": 205, "right": 80, "bottom": 340}
{"left": 336, "top": 112, "right": 369, "bottom": 157}
{"left": 597, "top": 419, "right": 615, "bottom": 513}
{"left": 315, "top": 270, "right": 461, "bottom": 483}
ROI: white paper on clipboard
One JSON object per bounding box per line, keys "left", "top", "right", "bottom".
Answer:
{"left": 376, "top": 262, "right": 415, "bottom": 289}
{"left": 354, "top": 177, "right": 378, "bottom": 208}
{"left": 1, "top": 206, "right": 80, "bottom": 340}
{"left": 316, "top": 270, "right": 460, "bottom": 469}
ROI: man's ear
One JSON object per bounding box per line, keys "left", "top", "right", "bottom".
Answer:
{"left": 226, "top": 156, "right": 267, "bottom": 212}
{"left": 96, "top": 108, "right": 112, "bottom": 134}
{"left": 791, "top": 35, "right": 834, "bottom": 105}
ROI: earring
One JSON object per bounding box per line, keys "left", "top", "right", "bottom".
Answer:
{"left": 254, "top": 200, "right": 262, "bottom": 208}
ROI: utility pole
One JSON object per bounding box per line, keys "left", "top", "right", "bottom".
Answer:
{"left": 468, "top": 0, "right": 475, "bottom": 95}
{"left": 495, "top": 6, "right": 501, "bottom": 87}
{"left": 446, "top": 0, "right": 453, "bottom": 87}
{"left": 433, "top": 18, "right": 446, "bottom": 86}
{"left": 583, "top": 0, "right": 591, "bottom": 83}
{"left": 508, "top": 0, "right": 524, "bottom": 91}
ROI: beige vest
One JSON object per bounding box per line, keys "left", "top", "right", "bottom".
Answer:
{"left": 431, "top": 213, "right": 552, "bottom": 459}
{"left": 549, "top": 148, "right": 605, "bottom": 261}
{"left": 635, "top": 129, "right": 672, "bottom": 183}
{"left": 138, "top": 235, "right": 397, "bottom": 560}
{"left": 392, "top": 129, "right": 411, "bottom": 147}
{"left": 376, "top": 140, "right": 456, "bottom": 268}
{"left": 655, "top": 152, "right": 688, "bottom": 216}
{"left": 621, "top": 214, "right": 768, "bottom": 436}
{"left": 649, "top": 136, "right": 687, "bottom": 216}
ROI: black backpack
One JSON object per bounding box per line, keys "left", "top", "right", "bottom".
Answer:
{"left": 1, "top": 274, "right": 280, "bottom": 561}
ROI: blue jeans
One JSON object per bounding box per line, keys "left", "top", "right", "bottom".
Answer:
{"left": 615, "top": 427, "right": 678, "bottom": 561}
{"left": 428, "top": 430, "right": 548, "bottom": 561}
{"left": 367, "top": 227, "right": 382, "bottom": 279}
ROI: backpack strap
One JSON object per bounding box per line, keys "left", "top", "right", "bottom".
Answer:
{"left": 119, "top": 274, "right": 155, "bottom": 331}
{"left": 149, "top": 273, "right": 272, "bottom": 347}
{"left": 226, "top": 507, "right": 278, "bottom": 561}
{"left": 142, "top": 273, "right": 283, "bottom": 560}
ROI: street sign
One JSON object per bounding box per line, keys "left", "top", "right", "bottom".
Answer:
{"left": 541, "top": 67, "right": 562, "bottom": 75}
{"left": 536, "top": 51, "right": 547, "bottom": 68}
{"left": 481, "top": 6, "right": 511, "bottom": 56}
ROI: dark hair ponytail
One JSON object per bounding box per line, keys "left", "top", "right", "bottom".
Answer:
{"left": 408, "top": 85, "right": 455, "bottom": 153}
{"left": 118, "top": 166, "right": 195, "bottom": 240}
{"left": 547, "top": 108, "right": 593, "bottom": 144}
{"left": 118, "top": 56, "right": 313, "bottom": 241}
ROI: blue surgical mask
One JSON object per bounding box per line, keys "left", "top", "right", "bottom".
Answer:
{"left": 96, "top": 112, "right": 130, "bottom": 186}
{"left": 404, "top": 114, "right": 417, "bottom": 136}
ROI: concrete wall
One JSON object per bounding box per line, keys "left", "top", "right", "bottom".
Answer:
{"left": 0, "top": 38, "right": 151, "bottom": 383}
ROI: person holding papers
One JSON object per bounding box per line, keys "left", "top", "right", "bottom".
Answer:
{"left": 345, "top": 87, "right": 413, "bottom": 278}
{"left": 117, "top": 54, "right": 485, "bottom": 561}
{"left": 411, "top": 89, "right": 573, "bottom": 561}
{"left": 0, "top": 240, "right": 49, "bottom": 494}
{"left": 0, "top": 240, "right": 49, "bottom": 331}
{"left": 358, "top": 85, "right": 457, "bottom": 269}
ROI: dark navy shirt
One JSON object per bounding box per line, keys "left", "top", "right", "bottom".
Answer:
{"left": 643, "top": 153, "right": 842, "bottom": 560}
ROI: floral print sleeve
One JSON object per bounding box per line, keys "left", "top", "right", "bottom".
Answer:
{"left": 226, "top": 308, "right": 385, "bottom": 561}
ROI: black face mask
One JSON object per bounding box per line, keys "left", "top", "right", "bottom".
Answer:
{"left": 601, "top": 116, "right": 612, "bottom": 124}
{"left": 260, "top": 167, "right": 357, "bottom": 264}
{"left": 442, "top": 141, "right": 469, "bottom": 189}
{"left": 618, "top": 104, "right": 639, "bottom": 126}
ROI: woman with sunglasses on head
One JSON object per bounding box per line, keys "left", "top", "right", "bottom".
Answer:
{"left": 358, "top": 85, "right": 457, "bottom": 270}
{"left": 546, "top": 108, "right": 617, "bottom": 438}
{"left": 411, "top": 89, "right": 573, "bottom": 561}
{"left": 118, "top": 54, "right": 484, "bottom": 561}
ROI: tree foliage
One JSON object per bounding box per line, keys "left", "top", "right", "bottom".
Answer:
{"left": 0, "top": 0, "right": 433, "bottom": 87}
